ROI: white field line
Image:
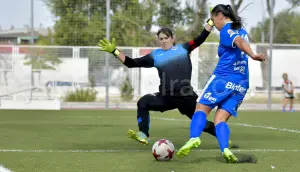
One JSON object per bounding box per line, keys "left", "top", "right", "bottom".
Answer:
{"left": 18, "top": 115, "right": 300, "bottom": 134}
{"left": 0, "top": 149, "right": 300, "bottom": 153}
{"left": 0, "top": 165, "right": 13, "bottom": 172}
{"left": 0, "top": 117, "right": 299, "bottom": 154}
{"left": 151, "top": 117, "right": 300, "bottom": 134}
{"left": 230, "top": 123, "right": 300, "bottom": 134}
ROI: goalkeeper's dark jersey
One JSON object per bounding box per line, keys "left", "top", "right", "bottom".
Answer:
{"left": 124, "top": 29, "right": 210, "bottom": 96}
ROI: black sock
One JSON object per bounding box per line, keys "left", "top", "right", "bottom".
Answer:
{"left": 137, "top": 108, "right": 150, "bottom": 137}
{"left": 203, "top": 120, "right": 216, "bottom": 137}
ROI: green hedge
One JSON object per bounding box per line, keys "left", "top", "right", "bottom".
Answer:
{"left": 64, "top": 88, "right": 98, "bottom": 102}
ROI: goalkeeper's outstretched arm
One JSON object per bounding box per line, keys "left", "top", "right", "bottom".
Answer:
{"left": 118, "top": 52, "right": 154, "bottom": 68}
{"left": 183, "top": 20, "right": 214, "bottom": 53}
{"left": 98, "top": 38, "right": 154, "bottom": 68}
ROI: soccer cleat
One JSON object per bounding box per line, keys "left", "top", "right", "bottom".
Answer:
{"left": 176, "top": 137, "right": 201, "bottom": 158}
{"left": 127, "top": 130, "right": 149, "bottom": 145}
{"left": 223, "top": 148, "right": 238, "bottom": 163}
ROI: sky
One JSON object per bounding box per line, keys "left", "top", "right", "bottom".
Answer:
{"left": 0, "top": 0, "right": 298, "bottom": 31}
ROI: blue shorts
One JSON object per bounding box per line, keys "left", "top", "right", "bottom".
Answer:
{"left": 197, "top": 75, "right": 248, "bottom": 117}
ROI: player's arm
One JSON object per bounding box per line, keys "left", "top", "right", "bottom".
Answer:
{"left": 122, "top": 53, "right": 154, "bottom": 68}
{"left": 282, "top": 83, "right": 292, "bottom": 94}
{"left": 290, "top": 81, "right": 294, "bottom": 94}
{"left": 234, "top": 37, "right": 265, "bottom": 61}
{"left": 183, "top": 19, "right": 214, "bottom": 53}
{"left": 283, "top": 84, "right": 289, "bottom": 93}
{"left": 98, "top": 38, "right": 154, "bottom": 68}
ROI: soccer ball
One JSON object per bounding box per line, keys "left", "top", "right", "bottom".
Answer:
{"left": 152, "top": 139, "right": 175, "bottom": 161}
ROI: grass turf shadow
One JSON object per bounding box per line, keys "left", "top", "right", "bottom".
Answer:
{"left": 216, "top": 153, "right": 257, "bottom": 164}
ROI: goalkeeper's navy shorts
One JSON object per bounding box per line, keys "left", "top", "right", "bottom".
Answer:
{"left": 142, "top": 92, "right": 198, "bottom": 119}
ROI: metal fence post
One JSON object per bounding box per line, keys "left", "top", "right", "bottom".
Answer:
{"left": 267, "top": 0, "right": 274, "bottom": 110}
{"left": 105, "top": 0, "right": 111, "bottom": 108}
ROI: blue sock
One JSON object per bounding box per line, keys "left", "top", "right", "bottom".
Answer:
{"left": 216, "top": 122, "right": 230, "bottom": 152}
{"left": 190, "top": 111, "right": 207, "bottom": 138}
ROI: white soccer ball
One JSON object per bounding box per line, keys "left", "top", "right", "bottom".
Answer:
{"left": 152, "top": 139, "right": 175, "bottom": 161}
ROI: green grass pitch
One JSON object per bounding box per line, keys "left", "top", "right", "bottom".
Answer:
{"left": 0, "top": 109, "right": 299, "bottom": 172}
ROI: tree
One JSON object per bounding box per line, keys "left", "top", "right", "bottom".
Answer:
{"left": 286, "top": 0, "right": 300, "bottom": 7}
{"left": 251, "top": 11, "right": 300, "bottom": 43}
{"left": 23, "top": 48, "right": 62, "bottom": 98}
{"left": 24, "top": 48, "right": 62, "bottom": 71}
{"left": 170, "top": 0, "right": 222, "bottom": 44}
{"left": 230, "top": 0, "right": 254, "bottom": 37}
{"left": 43, "top": 0, "right": 217, "bottom": 46}
{"left": 230, "top": 0, "right": 243, "bottom": 14}
{"left": 249, "top": 0, "right": 300, "bottom": 89}
{"left": 53, "top": 9, "right": 90, "bottom": 45}
{"left": 42, "top": 0, "right": 105, "bottom": 46}
{"left": 110, "top": 0, "right": 156, "bottom": 46}
{"left": 43, "top": 0, "right": 156, "bottom": 46}
{"left": 155, "top": 0, "right": 183, "bottom": 28}
{"left": 184, "top": 0, "right": 208, "bottom": 39}
{"left": 36, "top": 27, "right": 54, "bottom": 45}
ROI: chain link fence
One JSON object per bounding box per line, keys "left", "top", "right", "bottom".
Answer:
{"left": 0, "top": 43, "right": 299, "bottom": 109}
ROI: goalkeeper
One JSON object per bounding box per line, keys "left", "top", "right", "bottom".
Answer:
{"left": 98, "top": 19, "right": 236, "bottom": 147}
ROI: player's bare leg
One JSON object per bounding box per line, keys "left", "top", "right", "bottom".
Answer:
{"left": 282, "top": 98, "right": 289, "bottom": 112}
{"left": 289, "top": 99, "right": 294, "bottom": 112}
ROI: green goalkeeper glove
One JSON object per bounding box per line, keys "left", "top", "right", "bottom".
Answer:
{"left": 98, "top": 38, "right": 120, "bottom": 57}
{"left": 206, "top": 19, "right": 214, "bottom": 27}
{"left": 206, "top": 7, "right": 214, "bottom": 27}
